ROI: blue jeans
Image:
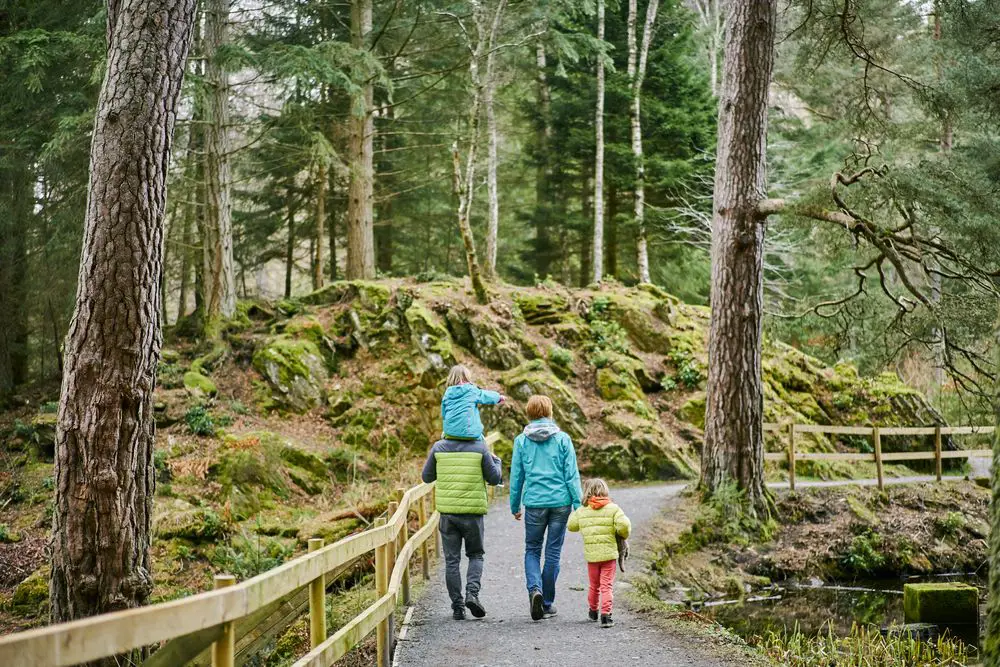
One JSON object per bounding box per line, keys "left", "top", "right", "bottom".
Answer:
{"left": 523, "top": 505, "right": 571, "bottom": 608}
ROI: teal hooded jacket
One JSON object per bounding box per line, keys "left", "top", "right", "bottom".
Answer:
{"left": 441, "top": 383, "right": 502, "bottom": 440}
{"left": 509, "top": 418, "right": 583, "bottom": 513}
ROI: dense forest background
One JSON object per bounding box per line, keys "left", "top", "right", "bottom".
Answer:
{"left": 2, "top": 0, "right": 999, "bottom": 419}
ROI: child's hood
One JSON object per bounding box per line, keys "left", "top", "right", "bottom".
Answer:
{"left": 444, "top": 383, "right": 478, "bottom": 400}
{"left": 588, "top": 496, "right": 612, "bottom": 510}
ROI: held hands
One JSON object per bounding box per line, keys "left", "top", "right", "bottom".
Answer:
{"left": 497, "top": 394, "right": 507, "bottom": 405}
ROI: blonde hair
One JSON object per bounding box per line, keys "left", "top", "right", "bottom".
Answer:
{"left": 582, "top": 478, "right": 610, "bottom": 504}
{"left": 525, "top": 395, "right": 553, "bottom": 420}
{"left": 447, "top": 364, "right": 474, "bottom": 386}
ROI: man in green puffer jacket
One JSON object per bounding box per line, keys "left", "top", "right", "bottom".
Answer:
{"left": 422, "top": 437, "right": 503, "bottom": 620}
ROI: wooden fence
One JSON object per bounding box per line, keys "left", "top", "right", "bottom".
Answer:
{"left": 763, "top": 423, "right": 994, "bottom": 491}
{"left": 0, "top": 432, "right": 505, "bottom": 667}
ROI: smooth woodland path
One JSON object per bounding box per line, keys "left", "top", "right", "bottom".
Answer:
{"left": 395, "top": 483, "right": 745, "bottom": 667}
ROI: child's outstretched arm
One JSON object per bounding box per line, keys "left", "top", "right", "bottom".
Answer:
{"left": 476, "top": 386, "right": 504, "bottom": 406}
{"left": 614, "top": 507, "right": 632, "bottom": 539}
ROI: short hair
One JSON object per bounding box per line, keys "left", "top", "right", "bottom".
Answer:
{"left": 525, "top": 395, "right": 553, "bottom": 420}
{"left": 447, "top": 364, "right": 473, "bottom": 386}
{"left": 583, "top": 478, "right": 610, "bottom": 503}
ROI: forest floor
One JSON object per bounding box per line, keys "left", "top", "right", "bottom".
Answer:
{"left": 397, "top": 483, "right": 766, "bottom": 667}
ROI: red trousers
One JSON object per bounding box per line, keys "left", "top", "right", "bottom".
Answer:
{"left": 587, "top": 559, "right": 617, "bottom": 614}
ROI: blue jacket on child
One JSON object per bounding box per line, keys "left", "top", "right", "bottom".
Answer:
{"left": 441, "top": 383, "right": 502, "bottom": 440}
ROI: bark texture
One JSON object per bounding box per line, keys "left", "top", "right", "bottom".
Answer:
{"left": 483, "top": 24, "right": 502, "bottom": 281}
{"left": 592, "top": 0, "right": 606, "bottom": 284}
{"left": 700, "top": 0, "right": 776, "bottom": 514}
{"left": 203, "top": 0, "right": 235, "bottom": 332}
{"left": 313, "top": 162, "right": 327, "bottom": 290}
{"left": 346, "top": 0, "right": 376, "bottom": 279}
{"left": 50, "top": 0, "right": 196, "bottom": 649}
{"left": 534, "top": 41, "right": 555, "bottom": 279}
{"left": 629, "top": 0, "right": 659, "bottom": 284}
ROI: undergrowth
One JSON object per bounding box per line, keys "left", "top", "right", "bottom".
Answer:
{"left": 751, "top": 622, "right": 973, "bottom": 666}
{"left": 680, "top": 482, "right": 777, "bottom": 551}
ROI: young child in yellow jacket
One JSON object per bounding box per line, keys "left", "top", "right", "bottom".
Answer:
{"left": 567, "top": 478, "right": 631, "bottom": 627}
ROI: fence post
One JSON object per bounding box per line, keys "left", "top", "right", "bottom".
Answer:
{"left": 787, "top": 423, "right": 796, "bottom": 492}
{"left": 934, "top": 425, "right": 943, "bottom": 482}
{"left": 386, "top": 502, "right": 398, "bottom": 665}
{"left": 430, "top": 486, "right": 441, "bottom": 558}
{"left": 375, "top": 517, "right": 390, "bottom": 667}
{"left": 396, "top": 488, "right": 411, "bottom": 605}
{"left": 211, "top": 575, "right": 236, "bottom": 667}
{"left": 873, "top": 426, "right": 884, "bottom": 491}
{"left": 308, "top": 538, "right": 326, "bottom": 648}
{"left": 418, "top": 494, "right": 431, "bottom": 580}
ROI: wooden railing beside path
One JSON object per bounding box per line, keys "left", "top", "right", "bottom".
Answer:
{"left": 0, "top": 432, "right": 504, "bottom": 667}
{"left": 763, "top": 423, "right": 994, "bottom": 491}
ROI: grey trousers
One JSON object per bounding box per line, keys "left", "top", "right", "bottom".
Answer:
{"left": 439, "top": 513, "right": 485, "bottom": 609}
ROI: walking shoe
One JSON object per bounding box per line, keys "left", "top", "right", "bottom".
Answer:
{"left": 542, "top": 605, "right": 557, "bottom": 618}
{"left": 600, "top": 613, "right": 614, "bottom": 628}
{"left": 453, "top": 606, "right": 466, "bottom": 620}
{"left": 530, "top": 590, "right": 544, "bottom": 621}
{"left": 465, "top": 596, "right": 487, "bottom": 618}
{"left": 588, "top": 609, "right": 599, "bottom": 622}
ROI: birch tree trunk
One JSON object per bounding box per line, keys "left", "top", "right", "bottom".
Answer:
{"left": 313, "top": 162, "right": 326, "bottom": 290}
{"left": 203, "top": 0, "right": 235, "bottom": 337}
{"left": 483, "top": 39, "right": 501, "bottom": 280}
{"left": 346, "top": 0, "right": 376, "bottom": 279}
{"left": 629, "top": 0, "right": 659, "bottom": 284}
{"left": 51, "top": 0, "right": 195, "bottom": 650}
{"left": 700, "top": 0, "right": 776, "bottom": 515}
{"left": 592, "top": 0, "right": 606, "bottom": 284}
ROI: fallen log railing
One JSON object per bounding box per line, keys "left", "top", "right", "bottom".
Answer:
{"left": 0, "top": 430, "right": 506, "bottom": 667}
{"left": 763, "top": 423, "right": 993, "bottom": 491}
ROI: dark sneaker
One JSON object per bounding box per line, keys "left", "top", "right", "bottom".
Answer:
{"left": 530, "top": 591, "right": 544, "bottom": 621}
{"left": 600, "top": 613, "right": 614, "bottom": 628}
{"left": 588, "top": 609, "right": 599, "bottom": 622}
{"left": 453, "top": 606, "right": 466, "bottom": 620}
{"left": 466, "top": 596, "right": 486, "bottom": 618}
{"left": 542, "top": 605, "right": 557, "bottom": 618}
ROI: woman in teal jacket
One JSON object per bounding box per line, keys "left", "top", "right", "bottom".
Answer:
{"left": 509, "top": 395, "right": 583, "bottom": 621}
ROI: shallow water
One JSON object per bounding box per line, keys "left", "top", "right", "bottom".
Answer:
{"left": 677, "top": 573, "right": 985, "bottom": 656}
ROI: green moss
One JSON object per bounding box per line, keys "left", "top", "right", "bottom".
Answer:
{"left": 679, "top": 395, "right": 706, "bottom": 430}
{"left": 404, "top": 303, "right": 454, "bottom": 371}
{"left": 252, "top": 335, "right": 328, "bottom": 412}
{"left": 903, "top": 583, "right": 978, "bottom": 625}
{"left": 595, "top": 365, "right": 645, "bottom": 402}
{"left": 301, "top": 280, "right": 391, "bottom": 311}
{"left": 154, "top": 499, "right": 227, "bottom": 542}
{"left": 499, "top": 360, "right": 587, "bottom": 439}
{"left": 182, "top": 371, "right": 217, "bottom": 398}
{"left": 11, "top": 568, "right": 49, "bottom": 617}
{"left": 297, "top": 516, "right": 364, "bottom": 546}
{"left": 514, "top": 292, "right": 569, "bottom": 324}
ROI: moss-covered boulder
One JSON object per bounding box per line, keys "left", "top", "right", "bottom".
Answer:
{"left": 445, "top": 307, "right": 523, "bottom": 370}
{"left": 679, "top": 395, "right": 706, "bottom": 430}
{"left": 500, "top": 360, "right": 586, "bottom": 440}
{"left": 588, "top": 408, "right": 697, "bottom": 480}
{"left": 11, "top": 567, "right": 49, "bottom": 618}
{"left": 404, "top": 303, "right": 454, "bottom": 372}
{"left": 253, "top": 335, "right": 328, "bottom": 412}
{"left": 595, "top": 355, "right": 647, "bottom": 402}
{"left": 183, "top": 370, "right": 217, "bottom": 399}
{"left": 296, "top": 515, "right": 365, "bottom": 546}
{"left": 28, "top": 412, "right": 56, "bottom": 460}
{"left": 301, "top": 280, "right": 391, "bottom": 311}
{"left": 515, "top": 292, "right": 569, "bottom": 325}
{"left": 153, "top": 498, "right": 226, "bottom": 542}
{"left": 903, "top": 582, "right": 979, "bottom": 626}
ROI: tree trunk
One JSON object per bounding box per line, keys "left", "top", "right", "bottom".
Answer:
{"left": 483, "top": 37, "right": 501, "bottom": 280}
{"left": 534, "top": 41, "right": 554, "bottom": 280}
{"left": 285, "top": 192, "right": 297, "bottom": 299}
{"left": 592, "top": 0, "right": 606, "bottom": 284}
{"left": 453, "top": 142, "right": 489, "bottom": 304}
{"left": 579, "top": 170, "right": 593, "bottom": 287}
{"left": 313, "top": 162, "right": 326, "bottom": 290}
{"left": 346, "top": 0, "right": 376, "bottom": 279}
{"left": 630, "top": 0, "right": 659, "bottom": 284}
{"left": 700, "top": 0, "right": 776, "bottom": 515}
{"left": 51, "top": 0, "right": 195, "bottom": 650}
{"left": 606, "top": 183, "right": 618, "bottom": 278}
{"left": 202, "top": 0, "right": 235, "bottom": 336}
{"left": 375, "top": 101, "right": 395, "bottom": 274}
{"left": 0, "top": 165, "right": 30, "bottom": 398}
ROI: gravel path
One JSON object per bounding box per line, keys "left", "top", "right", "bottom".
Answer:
{"left": 395, "top": 483, "right": 743, "bottom": 667}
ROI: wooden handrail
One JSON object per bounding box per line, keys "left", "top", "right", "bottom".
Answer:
{"left": 0, "top": 474, "right": 444, "bottom": 667}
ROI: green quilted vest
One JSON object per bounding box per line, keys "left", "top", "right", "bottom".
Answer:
{"left": 434, "top": 451, "right": 488, "bottom": 515}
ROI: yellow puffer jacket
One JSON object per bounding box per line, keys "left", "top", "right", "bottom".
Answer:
{"left": 567, "top": 500, "right": 631, "bottom": 563}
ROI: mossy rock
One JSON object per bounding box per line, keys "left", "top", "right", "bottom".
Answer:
{"left": 404, "top": 303, "right": 454, "bottom": 372}
{"left": 183, "top": 371, "right": 218, "bottom": 399}
{"left": 297, "top": 516, "right": 365, "bottom": 546}
{"left": 11, "top": 567, "right": 49, "bottom": 618}
{"left": 600, "top": 293, "right": 675, "bottom": 353}
{"left": 283, "top": 316, "right": 337, "bottom": 368}
{"left": 499, "top": 360, "right": 587, "bottom": 440}
{"left": 252, "top": 335, "right": 328, "bottom": 412}
{"left": 903, "top": 583, "right": 978, "bottom": 626}
{"left": 300, "top": 281, "right": 391, "bottom": 312}
{"left": 154, "top": 498, "right": 226, "bottom": 542}
{"left": 587, "top": 428, "right": 697, "bottom": 481}
{"left": 515, "top": 292, "right": 569, "bottom": 325}
{"left": 679, "top": 395, "right": 706, "bottom": 430}
{"left": 445, "top": 308, "right": 523, "bottom": 370}
{"left": 595, "top": 355, "right": 646, "bottom": 403}
{"left": 551, "top": 319, "right": 589, "bottom": 347}
{"left": 28, "top": 412, "right": 56, "bottom": 460}
{"left": 278, "top": 444, "right": 328, "bottom": 480}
